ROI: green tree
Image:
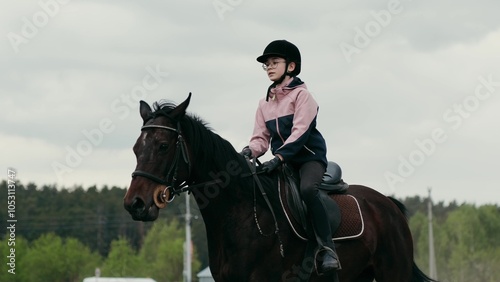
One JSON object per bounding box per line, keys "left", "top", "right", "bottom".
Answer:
{"left": 19, "top": 233, "right": 100, "bottom": 282}
{"left": 445, "top": 205, "right": 486, "bottom": 281}
{"left": 409, "top": 211, "right": 429, "bottom": 272}
{"left": 63, "top": 238, "right": 103, "bottom": 281}
{"left": 0, "top": 236, "right": 29, "bottom": 282}
{"left": 0, "top": 181, "right": 208, "bottom": 266}
{"left": 140, "top": 219, "right": 201, "bottom": 282}
{"left": 101, "top": 237, "right": 145, "bottom": 277}
{"left": 430, "top": 204, "right": 500, "bottom": 282}
{"left": 467, "top": 205, "right": 500, "bottom": 282}
{"left": 22, "top": 233, "right": 66, "bottom": 281}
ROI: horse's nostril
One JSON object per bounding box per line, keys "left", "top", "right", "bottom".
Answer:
{"left": 131, "top": 197, "right": 145, "bottom": 210}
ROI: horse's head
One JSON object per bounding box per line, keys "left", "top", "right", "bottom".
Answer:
{"left": 124, "top": 94, "right": 192, "bottom": 221}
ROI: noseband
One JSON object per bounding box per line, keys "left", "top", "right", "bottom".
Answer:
{"left": 131, "top": 122, "right": 191, "bottom": 203}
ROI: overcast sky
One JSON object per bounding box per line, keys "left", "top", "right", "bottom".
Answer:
{"left": 1, "top": 0, "right": 499, "bottom": 206}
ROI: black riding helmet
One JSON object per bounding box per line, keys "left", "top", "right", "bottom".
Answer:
{"left": 257, "top": 40, "right": 302, "bottom": 101}
{"left": 256, "top": 40, "right": 301, "bottom": 76}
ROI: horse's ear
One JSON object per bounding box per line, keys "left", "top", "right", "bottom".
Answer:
{"left": 170, "top": 92, "right": 192, "bottom": 119}
{"left": 139, "top": 100, "right": 152, "bottom": 122}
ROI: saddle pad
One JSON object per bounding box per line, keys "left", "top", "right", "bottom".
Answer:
{"left": 331, "top": 194, "right": 364, "bottom": 240}
{"left": 279, "top": 179, "right": 365, "bottom": 241}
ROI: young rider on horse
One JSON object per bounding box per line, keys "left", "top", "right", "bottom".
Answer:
{"left": 241, "top": 39, "right": 341, "bottom": 275}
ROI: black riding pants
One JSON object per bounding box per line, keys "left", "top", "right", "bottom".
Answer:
{"left": 298, "top": 161, "right": 326, "bottom": 205}
{"left": 299, "top": 161, "right": 334, "bottom": 247}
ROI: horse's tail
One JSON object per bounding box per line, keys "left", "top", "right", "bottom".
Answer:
{"left": 412, "top": 262, "right": 438, "bottom": 282}
{"left": 388, "top": 196, "right": 408, "bottom": 219}
{"left": 388, "top": 197, "right": 439, "bottom": 282}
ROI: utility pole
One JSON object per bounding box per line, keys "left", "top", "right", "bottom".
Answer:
{"left": 184, "top": 193, "right": 192, "bottom": 282}
{"left": 428, "top": 187, "right": 438, "bottom": 280}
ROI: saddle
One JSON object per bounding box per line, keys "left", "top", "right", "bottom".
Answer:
{"left": 279, "top": 162, "right": 364, "bottom": 241}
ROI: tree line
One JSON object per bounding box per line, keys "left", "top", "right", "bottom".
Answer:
{"left": 0, "top": 219, "right": 201, "bottom": 282}
{"left": 1, "top": 181, "right": 499, "bottom": 281}
{"left": 408, "top": 197, "right": 500, "bottom": 282}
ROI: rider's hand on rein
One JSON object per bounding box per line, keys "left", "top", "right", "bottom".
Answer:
{"left": 261, "top": 156, "right": 282, "bottom": 173}
{"left": 240, "top": 146, "right": 253, "bottom": 158}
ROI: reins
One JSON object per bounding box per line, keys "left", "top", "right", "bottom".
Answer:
{"left": 245, "top": 157, "right": 285, "bottom": 258}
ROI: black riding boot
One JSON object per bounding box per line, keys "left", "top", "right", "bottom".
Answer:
{"left": 308, "top": 193, "right": 341, "bottom": 275}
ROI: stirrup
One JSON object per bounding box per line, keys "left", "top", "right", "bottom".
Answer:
{"left": 314, "top": 246, "right": 341, "bottom": 275}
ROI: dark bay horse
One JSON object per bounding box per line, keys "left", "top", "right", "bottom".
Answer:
{"left": 124, "top": 94, "right": 435, "bottom": 282}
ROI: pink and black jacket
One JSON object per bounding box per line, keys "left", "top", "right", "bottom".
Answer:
{"left": 249, "top": 77, "right": 328, "bottom": 168}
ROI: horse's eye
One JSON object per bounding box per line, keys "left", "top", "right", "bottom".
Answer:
{"left": 159, "top": 143, "right": 168, "bottom": 152}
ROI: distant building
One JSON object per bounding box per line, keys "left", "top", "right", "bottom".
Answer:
{"left": 197, "top": 267, "right": 215, "bottom": 282}
{"left": 82, "top": 278, "right": 156, "bottom": 282}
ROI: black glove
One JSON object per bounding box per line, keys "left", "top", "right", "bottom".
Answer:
{"left": 261, "top": 156, "right": 282, "bottom": 173}
{"left": 240, "top": 146, "right": 252, "bottom": 158}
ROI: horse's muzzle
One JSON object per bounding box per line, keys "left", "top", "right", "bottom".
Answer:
{"left": 124, "top": 195, "right": 159, "bottom": 221}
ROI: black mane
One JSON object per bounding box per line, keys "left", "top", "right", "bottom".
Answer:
{"left": 151, "top": 100, "right": 247, "bottom": 182}
{"left": 150, "top": 100, "right": 280, "bottom": 209}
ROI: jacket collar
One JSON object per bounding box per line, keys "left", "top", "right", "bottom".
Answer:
{"left": 267, "top": 77, "right": 305, "bottom": 101}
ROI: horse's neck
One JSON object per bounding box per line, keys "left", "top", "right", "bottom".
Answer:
{"left": 191, "top": 179, "right": 253, "bottom": 259}
{"left": 190, "top": 158, "right": 255, "bottom": 232}
{"left": 188, "top": 149, "right": 251, "bottom": 213}
{"left": 186, "top": 128, "right": 257, "bottom": 240}
{"left": 190, "top": 172, "right": 248, "bottom": 221}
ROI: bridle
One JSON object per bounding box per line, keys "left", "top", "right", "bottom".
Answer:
{"left": 131, "top": 121, "right": 191, "bottom": 204}
{"left": 131, "top": 120, "right": 222, "bottom": 206}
